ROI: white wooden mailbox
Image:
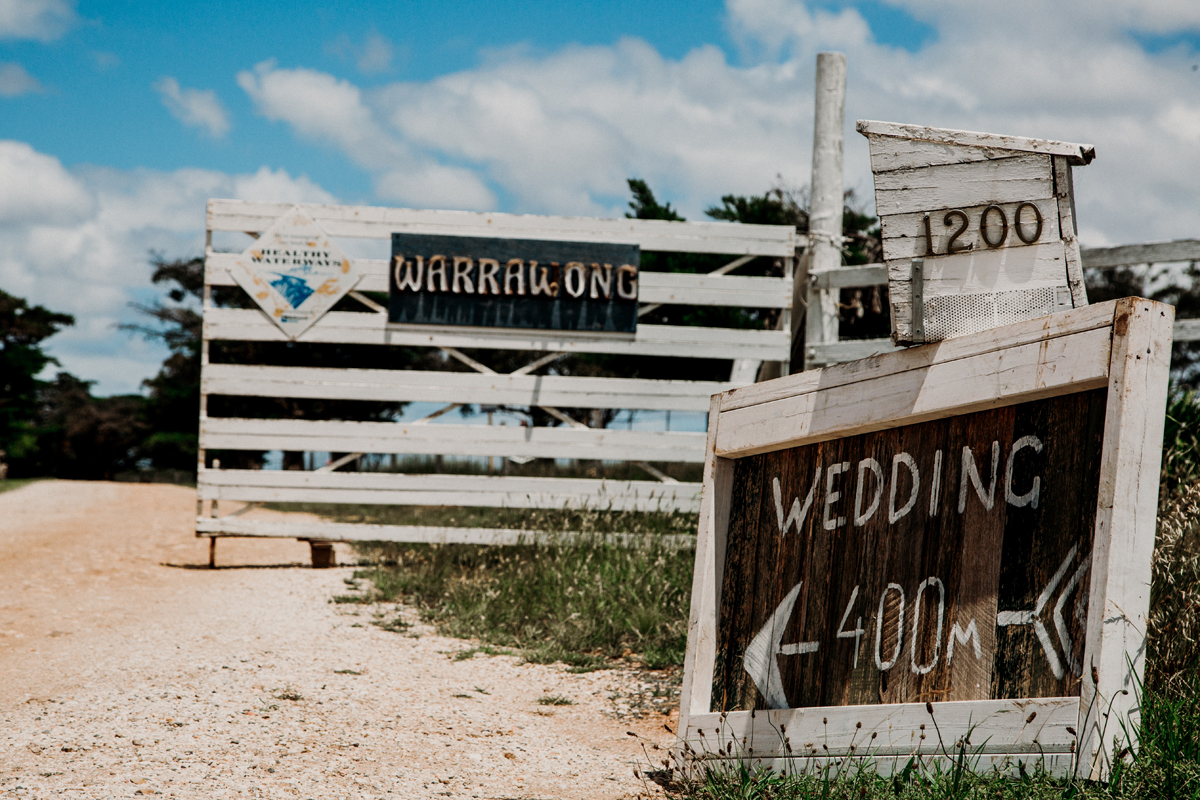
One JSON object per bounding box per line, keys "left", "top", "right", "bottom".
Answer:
{"left": 857, "top": 121, "right": 1095, "bottom": 345}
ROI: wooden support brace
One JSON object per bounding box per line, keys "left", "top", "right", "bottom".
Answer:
{"left": 309, "top": 541, "right": 337, "bottom": 569}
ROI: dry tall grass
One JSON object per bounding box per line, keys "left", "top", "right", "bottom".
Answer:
{"left": 1149, "top": 481, "right": 1200, "bottom": 688}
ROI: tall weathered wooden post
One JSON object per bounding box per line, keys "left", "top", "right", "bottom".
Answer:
{"left": 798, "top": 53, "right": 847, "bottom": 369}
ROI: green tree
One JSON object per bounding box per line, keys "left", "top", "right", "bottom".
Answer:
{"left": 124, "top": 255, "right": 204, "bottom": 471}
{"left": 626, "top": 178, "right": 684, "bottom": 222}
{"left": 25, "top": 373, "right": 147, "bottom": 480}
{"left": 130, "top": 254, "right": 427, "bottom": 473}
{"left": 0, "top": 289, "right": 74, "bottom": 463}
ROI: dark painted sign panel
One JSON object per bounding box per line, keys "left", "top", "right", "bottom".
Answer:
{"left": 712, "top": 389, "right": 1107, "bottom": 712}
{"left": 388, "top": 234, "right": 640, "bottom": 333}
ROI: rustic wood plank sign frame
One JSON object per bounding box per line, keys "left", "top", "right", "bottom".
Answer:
{"left": 678, "top": 297, "right": 1172, "bottom": 779}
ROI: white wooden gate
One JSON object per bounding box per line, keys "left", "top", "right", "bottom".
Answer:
{"left": 196, "top": 200, "right": 799, "bottom": 551}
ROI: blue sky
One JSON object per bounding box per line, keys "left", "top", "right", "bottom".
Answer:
{"left": 2, "top": 0, "right": 1199, "bottom": 394}
{"left": 3, "top": 1, "right": 732, "bottom": 200}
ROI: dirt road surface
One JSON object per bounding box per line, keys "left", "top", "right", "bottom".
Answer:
{"left": 0, "top": 481, "right": 676, "bottom": 799}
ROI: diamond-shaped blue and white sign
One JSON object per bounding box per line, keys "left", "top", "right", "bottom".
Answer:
{"left": 230, "top": 206, "right": 361, "bottom": 340}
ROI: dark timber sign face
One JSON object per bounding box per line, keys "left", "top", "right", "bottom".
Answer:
{"left": 388, "top": 234, "right": 640, "bottom": 333}
{"left": 712, "top": 390, "right": 1105, "bottom": 714}
{"left": 677, "top": 298, "right": 1172, "bottom": 780}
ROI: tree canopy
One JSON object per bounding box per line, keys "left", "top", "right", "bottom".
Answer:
{"left": 0, "top": 289, "right": 74, "bottom": 462}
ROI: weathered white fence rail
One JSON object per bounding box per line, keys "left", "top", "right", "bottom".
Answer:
{"left": 198, "top": 200, "right": 799, "bottom": 560}
{"left": 802, "top": 238, "right": 1200, "bottom": 367}
{"left": 198, "top": 470, "right": 701, "bottom": 512}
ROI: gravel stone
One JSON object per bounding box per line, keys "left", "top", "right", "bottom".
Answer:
{"left": 0, "top": 480, "right": 676, "bottom": 798}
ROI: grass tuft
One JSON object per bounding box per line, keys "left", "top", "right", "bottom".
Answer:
{"left": 370, "top": 615, "right": 411, "bottom": 634}
{"left": 0, "top": 478, "right": 42, "bottom": 495}
{"left": 537, "top": 695, "right": 575, "bottom": 706}
{"left": 448, "top": 645, "right": 519, "bottom": 661}
{"left": 330, "top": 594, "right": 373, "bottom": 605}
{"left": 351, "top": 526, "right": 694, "bottom": 670}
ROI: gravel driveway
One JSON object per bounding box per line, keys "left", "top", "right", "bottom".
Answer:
{"left": 0, "top": 481, "right": 676, "bottom": 799}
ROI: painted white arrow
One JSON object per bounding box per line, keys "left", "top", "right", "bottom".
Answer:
{"left": 742, "top": 582, "right": 819, "bottom": 709}
{"left": 996, "top": 545, "right": 1091, "bottom": 680}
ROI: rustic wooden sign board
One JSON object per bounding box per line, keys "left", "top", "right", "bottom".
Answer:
{"left": 857, "top": 121, "right": 1095, "bottom": 346}
{"left": 389, "top": 233, "right": 640, "bottom": 333}
{"left": 230, "top": 205, "right": 362, "bottom": 340}
{"left": 678, "top": 298, "right": 1172, "bottom": 779}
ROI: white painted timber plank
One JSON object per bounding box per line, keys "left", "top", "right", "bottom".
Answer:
{"left": 880, "top": 197, "right": 1060, "bottom": 261}
{"left": 1077, "top": 298, "right": 1173, "bottom": 779}
{"left": 678, "top": 395, "right": 731, "bottom": 737}
{"left": 203, "top": 253, "right": 792, "bottom": 308}
{"left": 206, "top": 199, "right": 797, "bottom": 256}
{"left": 1173, "top": 318, "right": 1200, "bottom": 342}
{"left": 719, "top": 300, "right": 1117, "bottom": 413}
{"left": 857, "top": 120, "right": 1095, "bottom": 164}
{"left": 202, "top": 308, "right": 792, "bottom": 361}
{"left": 637, "top": 272, "right": 792, "bottom": 308}
{"left": 684, "top": 697, "right": 1079, "bottom": 759}
{"left": 868, "top": 136, "right": 1034, "bottom": 173}
{"left": 197, "top": 469, "right": 702, "bottom": 512}
{"left": 714, "top": 325, "right": 1112, "bottom": 457}
{"left": 196, "top": 517, "right": 695, "bottom": 548}
{"left": 884, "top": 243, "right": 1071, "bottom": 297}
{"left": 1081, "top": 239, "right": 1200, "bottom": 269}
{"left": 201, "top": 364, "right": 734, "bottom": 411}
{"left": 872, "top": 154, "right": 1053, "bottom": 217}
{"left": 1053, "top": 156, "right": 1088, "bottom": 308}
{"left": 805, "top": 338, "right": 900, "bottom": 366}
{"left": 693, "top": 754, "right": 1075, "bottom": 779}
{"left": 808, "top": 264, "right": 887, "bottom": 290}
{"left": 200, "top": 417, "right": 708, "bottom": 462}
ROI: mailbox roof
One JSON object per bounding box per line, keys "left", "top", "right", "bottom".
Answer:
{"left": 856, "top": 120, "right": 1096, "bottom": 165}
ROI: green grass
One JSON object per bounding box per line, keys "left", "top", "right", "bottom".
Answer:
{"left": 664, "top": 673, "right": 1200, "bottom": 799}
{"left": 537, "top": 695, "right": 574, "bottom": 706}
{"left": 350, "top": 529, "right": 694, "bottom": 671}
{"left": 0, "top": 478, "right": 42, "bottom": 495}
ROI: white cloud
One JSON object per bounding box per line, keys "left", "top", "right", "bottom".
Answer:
{"left": 237, "top": 0, "right": 1200, "bottom": 248}
{"left": 0, "top": 141, "right": 334, "bottom": 394}
{"left": 0, "top": 61, "right": 43, "bottom": 96}
{"left": 357, "top": 31, "right": 393, "bottom": 74}
{"left": 0, "top": 140, "right": 92, "bottom": 222}
{"left": 153, "top": 77, "right": 231, "bottom": 138}
{"left": 326, "top": 30, "right": 395, "bottom": 75}
{"left": 0, "top": 0, "right": 75, "bottom": 40}
{"left": 238, "top": 60, "right": 496, "bottom": 210}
